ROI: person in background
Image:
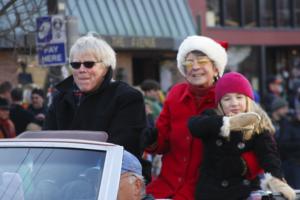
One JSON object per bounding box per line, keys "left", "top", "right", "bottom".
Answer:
{"left": 0, "top": 81, "right": 13, "bottom": 104}
{"left": 288, "top": 65, "right": 300, "bottom": 110}
{"left": 17, "top": 61, "right": 33, "bottom": 86}
{"left": 188, "top": 72, "right": 295, "bottom": 200}
{"left": 28, "top": 88, "right": 48, "bottom": 127}
{"left": 140, "top": 79, "right": 162, "bottom": 124}
{"left": 264, "top": 75, "right": 284, "bottom": 114}
{"left": 253, "top": 90, "right": 261, "bottom": 103}
{"left": 271, "top": 97, "right": 300, "bottom": 189}
{"left": 288, "top": 81, "right": 300, "bottom": 114}
{"left": 118, "top": 150, "right": 154, "bottom": 200}
{"left": 0, "top": 97, "right": 15, "bottom": 138}
{"left": 270, "top": 97, "right": 290, "bottom": 139}
{"left": 43, "top": 34, "right": 148, "bottom": 179}
{"left": 10, "top": 87, "right": 36, "bottom": 135}
{"left": 143, "top": 36, "right": 261, "bottom": 200}
{"left": 140, "top": 79, "right": 163, "bottom": 179}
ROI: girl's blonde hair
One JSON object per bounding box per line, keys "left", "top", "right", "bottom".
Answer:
{"left": 217, "top": 97, "right": 275, "bottom": 140}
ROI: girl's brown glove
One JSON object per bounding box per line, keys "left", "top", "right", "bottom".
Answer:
{"left": 261, "top": 173, "right": 296, "bottom": 200}
{"left": 229, "top": 112, "right": 260, "bottom": 131}
{"left": 220, "top": 112, "right": 261, "bottom": 139}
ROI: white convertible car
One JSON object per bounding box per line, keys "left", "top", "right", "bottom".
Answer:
{"left": 0, "top": 130, "right": 123, "bottom": 200}
{"left": 0, "top": 131, "right": 298, "bottom": 200}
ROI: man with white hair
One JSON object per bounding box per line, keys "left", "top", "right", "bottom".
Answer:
{"left": 117, "top": 150, "right": 154, "bottom": 200}
{"left": 44, "top": 34, "right": 146, "bottom": 162}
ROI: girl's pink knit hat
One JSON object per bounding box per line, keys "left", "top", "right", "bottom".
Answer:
{"left": 215, "top": 72, "right": 254, "bottom": 104}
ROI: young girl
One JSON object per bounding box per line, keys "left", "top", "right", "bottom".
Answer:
{"left": 188, "top": 72, "right": 295, "bottom": 200}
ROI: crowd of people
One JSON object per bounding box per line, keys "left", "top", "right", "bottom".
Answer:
{"left": 0, "top": 33, "right": 300, "bottom": 199}
{"left": 0, "top": 81, "right": 47, "bottom": 138}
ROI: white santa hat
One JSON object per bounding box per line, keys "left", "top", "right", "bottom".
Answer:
{"left": 176, "top": 35, "right": 228, "bottom": 77}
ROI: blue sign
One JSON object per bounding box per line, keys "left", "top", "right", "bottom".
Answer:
{"left": 36, "top": 16, "right": 52, "bottom": 44}
{"left": 38, "top": 43, "right": 66, "bottom": 66}
{"left": 36, "top": 15, "right": 66, "bottom": 66}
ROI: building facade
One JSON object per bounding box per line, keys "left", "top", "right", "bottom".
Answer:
{"left": 1, "top": 0, "right": 196, "bottom": 92}
{"left": 6, "top": 0, "right": 297, "bottom": 98}
{"left": 188, "top": 0, "right": 300, "bottom": 101}
{"left": 64, "top": 0, "right": 196, "bottom": 91}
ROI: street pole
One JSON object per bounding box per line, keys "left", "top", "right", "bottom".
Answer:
{"left": 46, "top": 0, "right": 78, "bottom": 82}
{"left": 66, "top": 16, "right": 79, "bottom": 57}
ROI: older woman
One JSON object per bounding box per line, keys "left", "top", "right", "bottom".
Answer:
{"left": 44, "top": 34, "right": 146, "bottom": 158}
{"left": 145, "top": 36, "right": 261, "bottom": 200}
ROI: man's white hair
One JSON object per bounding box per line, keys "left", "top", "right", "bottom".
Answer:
{"left": 127, "top": 172, "right": 146, "bottom": 198}
{"left": 69, "top": 34, "right": 116, "bottom": 69}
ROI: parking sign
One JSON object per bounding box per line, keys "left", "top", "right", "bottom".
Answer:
{"left": 36, "top": 15, "right": 67, "bottom": 66}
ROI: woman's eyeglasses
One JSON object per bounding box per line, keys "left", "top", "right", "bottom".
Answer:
{"left": 183, "top": 58, "right": 212, "bottom": 70}
{"left": 70, "top": 61, "right": 102, "bottom": 69}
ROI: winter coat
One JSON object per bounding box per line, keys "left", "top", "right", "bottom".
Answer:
{"left": 10, "top": 104, "right": 35, "bottom": 135}
{"left": 43, "top": 69, "right": 147, "bottom": 158}
{"left": 146, "top": 83, "right": 261, "bottom": 200}
{"left": 276, "top": 117, "right": 300, "bottom": 165}
{"left": 188, "top": 110, "right": 282, "bottom": 200}
{"left": 146, "top": 83, "right": 216, "bottom": 200}
{"left": 28, "top": 104, "right": 48, "bottom": 127}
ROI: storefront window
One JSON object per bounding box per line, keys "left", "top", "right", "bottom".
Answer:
{"left": 295, "top": 1, "right": 300, "bottom": 27}
{"left": 160, "top": 60, "right": 181, "bottom": 92}
{"left": 243, "top": 1, "right": 257, "bottom": 27}
{"left": 225, "top": 0, "right": 239, "bottom": 27}
{"left": 206, "top": 0, "right": 220, "bottom": 27}
{"left": 227, "top": 46, "right": 261, "bottom": 98}
{"left": 260, "top": 0, "right": 274, "bottom": 27}
{"left": 277, "top": 0, "right": 290, "bottom": 27}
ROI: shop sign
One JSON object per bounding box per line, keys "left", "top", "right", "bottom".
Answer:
{"left": 36, "top": 15, "right": 66, "bottom": 66}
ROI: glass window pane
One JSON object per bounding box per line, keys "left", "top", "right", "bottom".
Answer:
{"left": 206, "top": 0, "right": 220, "bottom": 27}
{"left": 225, "top": 0, "right": 239, "bottom": 27}
{"left": 244, "top": 1, "right": 257, "bottom": 27}
{"left": 295, "top": 1, "right": 300, "bottom": 27}
{"left": 0, "top": 148, "right": 106, "bottom": 200}
{"left": 260, "top": 0, "right": 274, "bottom": 27}
{"left": 277, "top": 0, "right": 290, "bottom": 27}
{"left": 228, "top": 46, "right": 261, "bottom": 98}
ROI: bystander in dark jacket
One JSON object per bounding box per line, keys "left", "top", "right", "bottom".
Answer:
{"left": 28, "top": 88, "right": 48, "bottom": 127}
{"left": 271, "top": 97, "right": 300, "bottom": 189}
{"left": 264, "top": 75, "right": 284, "bottom": 114}
{"left": 9, "top": 88, "right": 35, "bottom": 135}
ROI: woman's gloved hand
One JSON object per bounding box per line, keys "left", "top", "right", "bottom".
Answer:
{"left": 261, "top": 173, "right": 296, "bottom": 200}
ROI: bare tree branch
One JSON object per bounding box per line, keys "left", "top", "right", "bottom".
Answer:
{"left": 0, "top": 0, "right": 17, "bottom": 16}
{"left": 0, "top": 0, "right": 47, "bottom": 51}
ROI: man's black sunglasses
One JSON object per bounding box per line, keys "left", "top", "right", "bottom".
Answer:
{"left": 70, "top": 61, "right": 102, "bottom": 69}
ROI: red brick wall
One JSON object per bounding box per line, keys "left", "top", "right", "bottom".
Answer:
{"left": 187, "top": 0, "right": 300, "bottom": 45}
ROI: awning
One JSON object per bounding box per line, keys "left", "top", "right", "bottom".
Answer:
{"left": 65, "top": 0, "right": 196, "bottom": 50}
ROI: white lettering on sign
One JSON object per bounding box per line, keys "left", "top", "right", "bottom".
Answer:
{"left": 42, "top": 54, "right": 62, "bottom": 63}
{"left": 43, "top": 46, "right": 59, "bottom": 54}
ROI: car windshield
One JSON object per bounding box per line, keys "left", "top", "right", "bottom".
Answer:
{"left": 0, "top": 147, "right": 106, "bottom": 200}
